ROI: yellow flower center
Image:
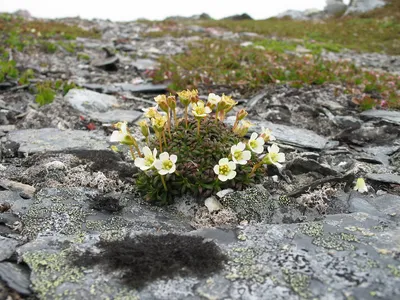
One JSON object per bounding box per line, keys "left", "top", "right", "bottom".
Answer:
{"left": 219, "top": 164, "right": 230, "bottom": 176}
{"left": 233, "top": 150, "right": 242, "bottom": 161}
{"left": 249, "top": 140, "right": 257, "bottom": 149}
{"left": 269, "top": 152, "right": 278, "bottom": 162}
{"left": 144, "top": 155, "right": 154, "bottom": 166}
{"left": 162, "top": 160, "right": 173, "bottom": 170}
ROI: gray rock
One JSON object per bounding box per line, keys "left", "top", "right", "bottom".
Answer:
{"left": 276, "top": 10, "right": 307, "bottom": 20}
{"left": 325, "top": 0, "right": 348, "bottom": 14}
{"left": 348, "top": 196, "right": 382, "bottom": 216}
{"left": 132, "top": 59, "right": 159, "bottom": 71}
{"left": 91, "top": 56, "right": 119, "bottom": 71}
{"left": 369, "top": 194, "right": 400, "bottom": 221}
{"left": 65, "top": 89, "right": 118, "bottom": 114}
{"left": 366, "top": 173, "right": 400, "bottom": 185}
{"left": 7, "top": 128, "right": 109, "bottom": 155}
{"left": 286, "top": 157, "right": 338, "bottom": 176}
{"left": 334, "top": 116, "right": 362, "bottom": 130}
{"left": 0, "top": 236, "right": 19, "bottom": 261}
{"left": 18, "top": 212, "right": 400, "bottom": 300}
{"left": 360, "top": 109, "right": 400, "bottom": 125}
{"left": 0, "top": 179, "right": 35, "bottom": 198}
{"left": 345, "top": 0, "right": 386, "bottom": 15}
{"left": 89, "top": 109, "right": 141, "bottom": 123}
{"left": 0, "top": 190, "right": 33, "bottom": 215}
{"left": 245, "top": 120, "right": 330, "bottom": 150}
{"left": 82, "top": 83, "right": 168, "bottom": 94}
{"left": 0, "top": 262, "right": 31, "bottom": 295}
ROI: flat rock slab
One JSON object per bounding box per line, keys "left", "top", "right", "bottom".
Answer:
{"left": 230, "top": 119, "right": 330, "bottom": 150}
{"left": 89, "top": 109, "right": 141, "bottom": 123}
{"left": 360, "top": 109, "right": 400, "bottom": 125}
{"left": 65, "top": 88, "right": 118, "bottom": 113}
{"left": 131, "top": 58, "right": 159, "bottom": 70}
{"left": 366, "top": 173, "right": 400, "bottom": 185}
{"left": 8, "top": 128, "right": 109, "bottom": 155}
{"left": 0, "top": 236, "right": 19, "bottom": 261}
{"left": 18, "top": 211, "right": 400, "bottom": 300}
{"left": 0, "top": 262, "right": 31, "bottom": 295}
{"left": 82, "top": 83, "right": 168, "bottom": 94}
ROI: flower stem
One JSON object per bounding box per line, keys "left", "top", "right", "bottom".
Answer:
{"left": 197, "top": 119, "right": 200, "bottom": 137}
{"left": 162, "top": 130, "right": 167, "bottom": 146}
{"left": 145, "top": 136, "right": 149, "bottom": 146}
{"left": 232, "top": 117, "right": 239, "bottom": 132}
{"left": 173, "top": 108, "right": 177, "bottom": 127}
{"left": 167, "top": 109, "right": 172, "bottom": 139}
{"left": 129, "top": 146, "right": 136, "bottom": 160}
{"left": 249, "top": 161, "right": 263, "bottom": 177}
{"left": 158, "top": 133, "right": 163, "bottom": 152}
{"left": 215, "top": 108, "right": 219, "bottom": 124}
{"left": 160, "top": 175, "right": 168, "bottom": 191}
{"left": 184, "top": 106, "right": 188, "bottom": 128}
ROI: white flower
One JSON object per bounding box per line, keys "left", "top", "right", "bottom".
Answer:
{"left": 110, "top": 121, "right": 135, "bottom": 145}
{"left": 154, "top": 152, "right": 177, "bottom": 175}
{"left": 354, "top": 178, "right": 368, "bottom": 193}
{"left": 248, "top": 132, "right": 265, "bottom": 154}
{"left": 260, "top": 127, "right": 276, "bottom": 142}
{"left": 213, "top": 158, "right": 236, "bottom": 182}
{"left": 134, "top": 147, "right": 157, "bottom": 171}
{"left": 231, "top": 142, "right": 251, "bottom": 165}
{"left": 207, "top": 93, "right": 221, "bottom": 106}
{"left": 192, "top": 100, "right": 212, "bottom": 118}
{"left": 263, "top": 144, "right": 285, "bottom": 168}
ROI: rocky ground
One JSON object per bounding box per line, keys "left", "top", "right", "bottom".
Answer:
{"left": 0, "top": 15, "right": 400, "bottom": 300}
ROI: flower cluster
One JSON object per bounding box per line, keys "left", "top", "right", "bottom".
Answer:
{"left": 109, "top": 90, "right": 286, "bottom": 203}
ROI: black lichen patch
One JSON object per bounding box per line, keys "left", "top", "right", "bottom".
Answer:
{"left": 72, "top": 233, "right": 227, "bottom": 288}
{"left": 88, "top": 192, "right": 123, "bottom": 213}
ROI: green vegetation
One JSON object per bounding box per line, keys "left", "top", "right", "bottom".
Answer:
{"left": 152, "top": 39, "right": 400, "bottom": 109}
{"left": 35, "top": 80, "right": 78, "bottom": 106}
{"left": 0, "top": 13, "right": 100, "bottom": 52}
{"left": 195, "top": 0, "right": 400, "bottom": 55}
{"left": 253, "top": 39, "right": 342, "bottom": 55}
{"left": 0, "top": 60, "right": 19, "bottom": 83}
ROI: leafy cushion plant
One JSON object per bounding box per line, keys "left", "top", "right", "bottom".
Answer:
{"left": 110, "top": 90, "right": 285, "bottom": 205}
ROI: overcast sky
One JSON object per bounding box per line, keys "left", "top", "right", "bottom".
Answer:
{"left": 0, "top": 0, "right": 351, "bottom": 21}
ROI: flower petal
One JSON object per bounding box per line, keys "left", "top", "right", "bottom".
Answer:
{"left": 250, "top": 132, "right": 257, "bottom": 140}
{"left": 159, "top": 152, "right": 169, "bottom": 161}
{"left": 170, "top": 154, "right": 177, "bottom": 163}
{"left": 134, "top": 158, "right": 144, "bottom": 168}
{"left": 237, "top": 142, "right": 246, "bottom": 151}
{"left": 152, "top": 148, "right": 158, "bottom": 157}
{"left": 205, "top": 107, "right": 212, "bottom": 113}
{"left": 169, "top": 164, "right": 176, "bottom": 174}
{"left": 219, "top": 157, "right": 229, "bottom": 165}
{"left": 158, "top": 169, "right": 168, "bottom": 175}
{"left": 277, "top": 153, "right": 285, "bottom": 162}
{"left": 213, "top": 165, "right": 220, "bottom": 175}
{"left": 227, "top": 171, "right": 237, "bottom": 180}
{"left": 110, "top": 131, "right": 124, "bottom": 142}
{"left": 270, "top": 144, "right": 279, "bottom": 153}
{"left": 242, "top": 151, "right": 251, "bottom": 160}
{"left": 218, "top": 174, "right": 228, "bottom": 181}
{"left": 154, "top": 160, "right": 162, "bottom": 170}
{"left": 228, "top": 162, "right": 237, "bottom": 170}
{"left": 142, "top": 146, "right": 152, "bottom": 156}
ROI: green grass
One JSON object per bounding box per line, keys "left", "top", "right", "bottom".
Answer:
{"left": 152, "top": 39, "right": 400, "bottom": 109}
{"left": 0, "top": 13, "right": 100, "bottom": 52}
{"left": 252, "top": 39, "right": 342, "bottom": 55}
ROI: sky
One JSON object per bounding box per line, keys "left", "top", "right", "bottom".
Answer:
{"left": 0, "top": 0, "right": 351, "bottom": 21}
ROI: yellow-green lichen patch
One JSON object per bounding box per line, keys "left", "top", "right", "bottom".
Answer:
{"left": 225, "top": 247, "right": 268, "bottom": 283}
{"left": 312, "top": 233, "right": 356, "bottom": 251}
{"left": 299, "top": 222, "right": 324, "bottom": 237}
{"left": 282, "top": 268, "right": 312, "bottom": 299}
{"left": 21, "top": 202, "right": 88, "bottom": 239}
{"left": 340, "top": 233, "right": 359, "bottom": 243}
{"left": 388, "top": 265, "right": 400, "bottom": 277}
{"left": 85, "top": 216, "right": 132, "bottom": 234}
{"left": 23, "top": 250, "right": 84, "bottom": 299}
{"left": 345, "top": 226, "right": 376, "bottom": 237}
{"left": 23, "top": 247, "right": 140, "bottom": 299}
